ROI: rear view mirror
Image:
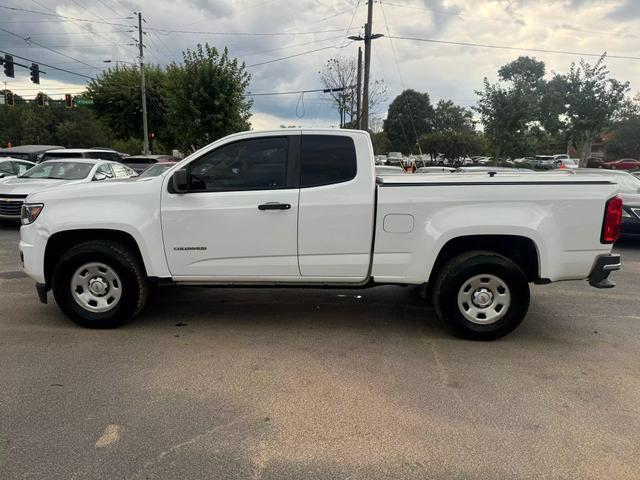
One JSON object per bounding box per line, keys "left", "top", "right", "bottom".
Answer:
{"left": 93, "top": 172, "right": 107, "bottom": 181}
{"left": 172, "top": 168, "right": 189, "bottom": 193}
{"left": 0, "top": 173, "right": 5, "bottom": 178}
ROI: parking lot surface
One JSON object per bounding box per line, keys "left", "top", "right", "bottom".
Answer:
{"left": 1, "top": 222, "right": 639, "bottom": 479}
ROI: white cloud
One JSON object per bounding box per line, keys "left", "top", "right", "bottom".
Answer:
{"left": 2, "top": 0, "right": 640, "bottom": 125}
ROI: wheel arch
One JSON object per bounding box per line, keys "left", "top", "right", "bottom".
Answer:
{"left": 427, "top": 234, "right": 542, "bottom": 287}
{"left": 44, "top": 229, "right": 147, "bottom": 287}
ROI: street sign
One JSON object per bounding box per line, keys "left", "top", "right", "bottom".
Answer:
{"left": 74, "top": 99, "right": 94, "bottom": 106}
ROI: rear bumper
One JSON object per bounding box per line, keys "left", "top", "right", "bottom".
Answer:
{"left": 588, "top": 254, "right": 621, "bottom": 289}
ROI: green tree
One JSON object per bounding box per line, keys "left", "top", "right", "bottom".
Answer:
{"left": 475, "top": 56, "right": 555, "bottom": 160}
{"left": 383, "top": 89, "right": 434, "bottom": 154}
{"left": 605, "top": 117, "right": 640, "bottom": 159}
{"left": 433, "top": 99, "right": 475, "bottom": 133}
{"left": 165, "top": 43, "right": 252, "bottom": 150}
{"left": 475, "top": 80, "right": 534, "bottom": 160}
{"left": 55, "top": 113, "right": 112, "bottom": 147}
{"left": 370, "top": 130, "right": 390, "bottom": 155}
{"left": 87, "top": 64, "right": 169, "bottom": 147}
{"left": 561, "top": 56, "right": 629, "bottom": 166}
{"left": 419, "top": 130, "right": 482, "bottom": 163}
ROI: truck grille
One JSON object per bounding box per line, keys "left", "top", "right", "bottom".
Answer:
{"left": 0, "top": 194, "right": 27, "bottom": 217}
{"left": 632, "top": 208, "right": 640, "bottom": 219}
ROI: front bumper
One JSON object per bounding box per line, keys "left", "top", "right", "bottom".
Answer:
{"left": 588, "top": 254, "right": 621, "bottom": 289}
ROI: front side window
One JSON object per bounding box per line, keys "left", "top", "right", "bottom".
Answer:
{"left": 188, "top": 137, "right": 289, "bottom": 192}
{"left": 13, "top": 161, "right": 34, "bottom": 175}
{"left": 300, "top": 135, "right": 357, "bottom": 188}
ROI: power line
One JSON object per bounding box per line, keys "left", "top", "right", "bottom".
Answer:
{"left": 246, "top": 43, "right": 351, "bottom": 68}
{"left": 29, "top": 0, "right": 135, "bottom": 55}
{"left": 148, "top": 26, "right": 353, "bottom": 37}
{"left": 386, "top": 35, "right": 640, "bottom": 60}
{"left": 0, "top": 30, "right": 133, "bottom": 35}
{"left": 379, "top": 0, "right": 420, "bottom": 152}
{"left": 382, "top": 1, "right": 640, "bottom": 41}
{"left": 0, "top": 27, "right": 101, "bottom": 69}
{"left": 0, "top": 4, "right": 131, "bottom": 26}
{"left": 245, "top": 87, "right": 351, "bottom": 96}
{"left": 0, "top": 50, "right": 96, "bottom": 79}
{"left": 235, "top": 34, "right": 345, "bottom": 58}
{"left": 339, "top": 0, "right": 361, "bottom": 48}
{"left": 5, "top": 43, "right": 133, "bottom": 48}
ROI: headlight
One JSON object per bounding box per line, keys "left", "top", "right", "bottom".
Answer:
{"left": 21, "top": 203, "right": 44, "bottom": 226}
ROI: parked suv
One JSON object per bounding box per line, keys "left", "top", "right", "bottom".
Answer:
{"left": 40, "top": 149, "right": 123, "bottom": 163}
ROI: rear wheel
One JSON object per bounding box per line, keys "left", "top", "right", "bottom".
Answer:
{"left": 432, "top": 251, "right": 530, "bottom": 340}
{"left": 52, "top": 241, "right": 148, "bottom": 328}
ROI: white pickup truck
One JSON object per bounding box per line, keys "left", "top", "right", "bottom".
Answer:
{"left": 19, "top": 129, "right": 623, "bottom": 340}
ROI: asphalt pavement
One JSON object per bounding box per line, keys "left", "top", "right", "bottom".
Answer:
{"left": 1, "top": 221, "right": 639, "bottom": 479}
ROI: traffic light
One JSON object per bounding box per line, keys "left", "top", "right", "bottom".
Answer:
{"left": 3, "top": 54, "right": 14, "bottom": 78}
{"left": 4, "top": 90, "right": 14, "bottom": 106}
{"left": 36, "top": 93, "right": 44, "bottom": 107}
{"left": 30, "top": 63, "right": 39, "bottom": 84}
{"left": 64, "top": 94, "right": 73, "bottom": 109}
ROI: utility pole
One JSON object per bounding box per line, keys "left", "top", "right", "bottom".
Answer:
{"left": 362, "top": 0, "right": 374, "bottom": 131}
{"left": 138, "top": 12, "right": 149, "bottom": 155}
{"left": 356, "top": 47, "right": 362, "bottom": 129}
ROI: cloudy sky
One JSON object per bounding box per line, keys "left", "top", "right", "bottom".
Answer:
{"left": 2, "top": 0, "right": 640, "bottom": 129}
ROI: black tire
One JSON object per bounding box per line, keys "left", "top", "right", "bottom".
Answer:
{"left": 432, "top": 250, "right": 530, "bottom": 341}
{"left": 52, "top": 240, "right": 149, "bottom": 328}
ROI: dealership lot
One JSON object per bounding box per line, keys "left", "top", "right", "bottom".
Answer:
{"left": 1, "top": 222, "right": 639, "bottom": 479}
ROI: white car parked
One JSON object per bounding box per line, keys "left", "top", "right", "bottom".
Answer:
{"left": 0, "top": 157, "right": 36, "bottom": 178}
{"left": 0, "top": 159, "right": 136, "bottom": 220}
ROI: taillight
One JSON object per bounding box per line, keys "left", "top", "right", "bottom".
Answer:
{"left": 601, "top": 195, "right": 623, "bottom": 244}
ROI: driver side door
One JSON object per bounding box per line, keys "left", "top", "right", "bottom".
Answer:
{"left": 161, "top": 133, "right": 301, "bottom": 279}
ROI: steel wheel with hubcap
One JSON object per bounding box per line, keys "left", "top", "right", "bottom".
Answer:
{"left": 433, "top": 250, "right": 530, "bottom": 340}
{"left": 457, "top": 274, "right": 511, "bottom": 325}
{"left": 71, "top": 262, "right": 122, "bottom": 313}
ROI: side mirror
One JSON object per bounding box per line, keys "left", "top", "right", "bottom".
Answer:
{"left": 93, "top": 172, "right": 107, "bottom": 181}
{"left": 0, "top": 173, "right": 5, "bottom": 178}
{"left": 172, "top": 168, "right": 189, "bottom": 193}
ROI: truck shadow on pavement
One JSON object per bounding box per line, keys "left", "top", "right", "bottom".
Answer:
{"left": 133, "top": 284, "right": 452, "bottom": 339}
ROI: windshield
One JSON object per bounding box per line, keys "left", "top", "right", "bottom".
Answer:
{"left": 21, "top": 162, "right": 93, "bottom": 180}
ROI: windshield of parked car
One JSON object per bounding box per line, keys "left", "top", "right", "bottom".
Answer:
{"left": 20, "top": 162, "right": 93, "bottom": 180}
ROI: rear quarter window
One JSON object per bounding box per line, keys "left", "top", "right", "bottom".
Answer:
{"left": 300, "top": 135, "right": 357, "bottom": 188}
{"left": 42, "top": 152, "right": 82, "bottom": 161}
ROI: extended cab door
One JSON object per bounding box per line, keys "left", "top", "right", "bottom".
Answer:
{"left": 297, "top": 131, "right": 376, "bottom": 280}
{"left": 161, "top": 133, "right": 301, "bottom": 279}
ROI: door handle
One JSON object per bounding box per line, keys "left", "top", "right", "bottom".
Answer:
{"left": 258, "top": 202, "right": 291, "bottom": 211}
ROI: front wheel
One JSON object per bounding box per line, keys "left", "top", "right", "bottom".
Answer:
{"left": 52, "top": 241, "right": 149, "bottom": 328}
{"left": 432, "top": 251, "right": 530, "bottom": 340}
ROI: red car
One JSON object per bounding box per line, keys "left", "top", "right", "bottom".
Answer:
{"left": 602, "top": 158, "right": 640, "bottom": 170}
